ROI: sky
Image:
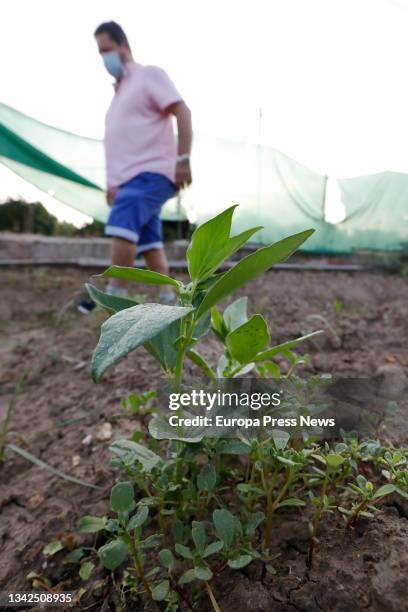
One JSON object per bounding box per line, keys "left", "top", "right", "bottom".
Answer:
{"left": 1, "top": 0, "right": 408, "bottom": 225}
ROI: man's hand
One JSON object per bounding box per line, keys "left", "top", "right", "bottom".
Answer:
{"left": 107, "top": 188, "right": 117, "bottom": 207}
{"left": 175, "top": 158, "right": 192, "bottom": 190}
{"left": 166, "top": 101, "right": 193, "bottom": 190}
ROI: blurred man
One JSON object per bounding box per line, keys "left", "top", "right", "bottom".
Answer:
{"left": 78, "top": 21, "right": 192, "bottom": 313}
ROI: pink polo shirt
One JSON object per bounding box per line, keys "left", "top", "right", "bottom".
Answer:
{"left": 104, "top": 61, "right": 182, "bottom": 189}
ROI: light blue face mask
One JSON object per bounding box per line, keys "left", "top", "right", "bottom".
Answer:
{"left": 102, "top": 51, "right": 124, "bottom": 79}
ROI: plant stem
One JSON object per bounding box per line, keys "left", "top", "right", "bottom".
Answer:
{"left": 174, "top": 349, "right": 186, "bottom": 391}
{"left": 126, "top": 534, "right": 152, "bottom": 598}
{"left": 346, "top": 498, "right": 368, "bottom": 528}
{"left": 175, "top": 449, "right": 184, "bottom": 484}
{"left": 264, "top": 487, "right": 274, "bottom": 551}
{"left": 204, "top": 581, "right": 222, "bottom": 612}
{"left": 158, "top": 499, "right": 166, "bottom": 541}
{"left": 173, "top": 314, "right": 196, "bottom": 391}
{"left": 307, "top": 468, "right": 330, "bottom": 566}
{"left": 263, "top": 469, "right": 293, "bottom": 551}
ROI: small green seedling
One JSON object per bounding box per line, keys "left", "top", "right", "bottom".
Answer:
{"left": 377, "top": 450, "right": 408, "bottom": 494}
{"left": 174, "top": 521, "right": 223, "bottom": 611}
{"left": 78, "top": 482, "right": 156, "bottom": 597}
{"left": 339, "top": 474, "right": 405, "bottom": 527}
{"left": 114, "top": 391, "right": 157, "bottom": 419}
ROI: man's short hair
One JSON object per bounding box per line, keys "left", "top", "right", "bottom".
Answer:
{"left": 94, "top": 21, "right": 129, "bottom": 46}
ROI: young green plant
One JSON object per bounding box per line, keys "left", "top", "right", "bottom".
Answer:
{"left": 88, "top": 205, "right": 318, "bottom": 389}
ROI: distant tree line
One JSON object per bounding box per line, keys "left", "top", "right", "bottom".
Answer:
{"left": 0, "top": 198, "right": 105, "bottom": 237}
{"left": 0, "top": 198, "right": 191, "bottom": 240}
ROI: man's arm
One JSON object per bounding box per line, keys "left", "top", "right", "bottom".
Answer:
{"left": 166, "top": 101, "right": 193, "bottom": 189}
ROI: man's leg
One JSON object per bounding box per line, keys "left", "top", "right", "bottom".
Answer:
{"left": 143, "top": 248, "right": 175, "bottom": 302}
{"left": 109, "top": 237, "right": 137, "bottom": 288}
{"left": 142, "top": 247, "right": 170, "bottom": 276}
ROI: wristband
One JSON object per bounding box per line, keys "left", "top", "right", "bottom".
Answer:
{"left": 177, "top": 154, "right": 190, "bottom": 162}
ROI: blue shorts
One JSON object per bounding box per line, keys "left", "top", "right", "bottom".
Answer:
{"left": 105, "top": 172, "right": 177, "bottom": 251}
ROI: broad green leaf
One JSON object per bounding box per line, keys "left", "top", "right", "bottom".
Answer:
{"left": 86, "top": 283, "right": 138, "bottom": 312}
{"left": 223, "top": 297, "right": 248, "bottom": 331}
{"left": 373, "top": 484, "right": 397, "bottom": 499}
{"left": 197, "top": 464, "right": 217, "bottom": 492}
{"left": 325, "top": 454, "right": 344, "bottom": 470}
{"left": 196, "top": 229, "right": 315, "bottom": 318}
{"left": 192, "top": 521, "right": 207, "bottom": 554}
{"left": 278, "top": 498, "right": 306, "bottom": 508}
{"left": 187, "top": 350, "right": 216, "bottom": 380}
{"left": 179, "top": 569, "right": 196, "bottom": 584}
{"left": 79, "top": 561, "right": 95, "bottom": 581}
{"left": 109, "top": 439, "right": 162, "bottom": 471}
{"left": 158, "top": 549, "right": 175, "bottom": 569}
{"left": 152, "top": 579, "right": 170, "bottom": 601}
{"left": 92, "top": 304, "right": 193, "bottom": 381}
{"left": 253, "top": 331, "right": 323, "bottom": 362}
{"left": 110, "top": 482, "right": 134, "bottom": 513}
{"left": 203, "top": 540, "right": 224, "bottom": 558}
{"left": 43, "top": 541, "right": 63, "bottom": 556}
{"left": 187, "top": 205, "right": 237, "bottom": 282}
{"left": 215, "top": 226, "right": 263, "bottom": 274}
{"left": 193, "top": 310, "right": 212, "bottom": 339}
{"left": 78, "top": 516, "right": 106, "bottom": 533}
{"left": 227, "top": 554, "right": 252, "bottom": 569}
{"left": 127, "top": 505, "right": 149, "bottom": 530}
{"left": 102, "top": 265, "right": 179, "bottom": 287}
{"left": 213, "top": 509, "right": 236, "bottom": 547}
{"left": 194, "top": 564, "right": 213, "bottom": 580}
{"left": 175, "top": 543, "right": 194, "bottom": 559}
{"left": 98, "top": 538, "right": 128, "bottom": 570}
{"left": 145, "top": 319, "right": 181, "bottom": 372}
{"left": 226, "top": 315, "right": 270, "bottom": 363}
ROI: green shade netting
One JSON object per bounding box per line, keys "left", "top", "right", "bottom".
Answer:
{"left": 1, "top": 102, "right": 407, "bottom": 252}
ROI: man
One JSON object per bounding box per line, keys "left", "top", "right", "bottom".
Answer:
{"left": 78, "top": 21, "right": 192, "bottom": 313}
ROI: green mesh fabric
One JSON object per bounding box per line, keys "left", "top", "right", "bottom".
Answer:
{"left": 1, "top": 102, "right": 407, "bottom": 252}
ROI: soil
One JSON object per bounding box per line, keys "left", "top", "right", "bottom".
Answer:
{"left": 0, "top": 266, "right": 407, "bottom": 611}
